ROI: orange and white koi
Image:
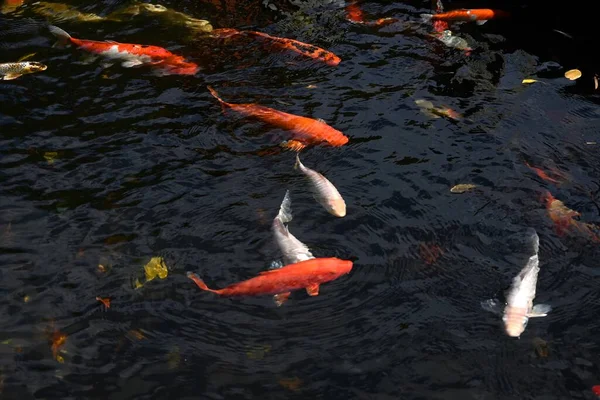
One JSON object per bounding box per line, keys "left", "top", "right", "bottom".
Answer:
{"left": 295, "top": 154, "right": 346, "bottom": 217}
{"left": 421, "top": 9, "right": 510, "bottom": 25}
{"left": 48, "top": 25, "right": 199, "bottom": 75}
{"left": 207, "top": 86, "right": 349, "bottom": 151}
{"left": 187, "top": 257, "right": 353, "bottom": 303}
{"left": 482, "top": 229, "right": 551, "bottom": 337}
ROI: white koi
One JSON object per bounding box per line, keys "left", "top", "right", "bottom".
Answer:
{"left": 294, "top": 153, "right": 346, "bottom": 217}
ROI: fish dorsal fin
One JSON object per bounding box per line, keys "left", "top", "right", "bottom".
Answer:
{"left": 105, "top": 40, "right": 119, "bottom": 44}
{"left": 258, "top": 269, "right": 281, "bottom": 275}
{"left": 316, "top": 118, "right": 327, "bottom": 124}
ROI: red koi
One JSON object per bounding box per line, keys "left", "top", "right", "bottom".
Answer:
{"left": 421, "top": 9, "right": 509, "bottom": 24}
{"left": 187, "top": 257, "right": 352, "bottom": 303}
{"left": 210, "top": 28, "right": 340, "bottom": 66}
{"left": 48, "top": 25, "right": 198, "bottom": 75}
{"left": 207, "top": 86, "right": 349, "bottom": 151}
{"left": 592, "top": 385, "right": 600, "bottom": 396}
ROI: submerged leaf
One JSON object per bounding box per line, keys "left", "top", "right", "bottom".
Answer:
{"left": 246, "top": 344, "right": 271, "bottom": 360}
{"left": 564, "top": 69, "right": 582, "bottom": 80}
{"left": 43, "top": 151, "right": 58, "bottom": 164}
{"left": 144, "top": 256, "right": 168, "bottom": 281}
{"left": 522, "top": 78, "right": 538, "bottom": 84}
{"left": 450, "top": 184, "right": 477, "bottom": 193}
{"left": 279, "top": 377, "right": 303, "bottom": 391}
{"left": 51, "top": 331, "right": 67, "bottom": 363}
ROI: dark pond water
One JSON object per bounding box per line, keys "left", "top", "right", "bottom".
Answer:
{"left": 2, "top": 0, "right": 600, "bottom": 399}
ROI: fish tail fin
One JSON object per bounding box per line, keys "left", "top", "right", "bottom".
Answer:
{"left": 48, "top": 25, "right": 71, "bottom": 47}
{"left": 294, "top": 153, "right": 301, "bottom": 170}
{"left": 186, "top": 272, "right": 219, "bottom": 294}
{"left": 277, "top": 190, "right": 293, "bottom": 224}
{"left": 420, "top": 13, "right": 433, "bottom": 22}
{"left": 206, "top": 85, "right": 230, "bottom": 112}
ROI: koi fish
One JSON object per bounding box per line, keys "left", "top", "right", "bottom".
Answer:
{"left": 1, "top": 0, "right": 23, "bottom": 13}
{"left": 187, "top": 257, "right": 353, "bottom": 303}
{"left": 421, "top": 9, "right": 509, "bottom": 25}
{"left": 524, "top": 162, "right": 568, "bottom": 185}
{"left": 106, "top": 3, "right": 213, "bottom": 33}
{"left": 206, "top": 85, "right": 349, "bottom": 151}
{"left": 48, "top": 25, "right": 199, "bottom": 75}
{"left": 272, "top": 190, "right": 315, "bottom": 266}
{"left": 210, "top": 28, "right": 340, "bottom": 66}
{"left": 542, "top": 191, "right": 600, "bottom": 241}
{"left": 21, "top": 2, "right": 104, "bottom": 22}
{"left": 0, "top": 61, "right": 47, "bottom": 80}
{"left": 415, "top": 99, "right": 463, "bottom": 120}
{"left": 431, "top": 0, "right": 449, "bottom": 32}
{"left": 345, "top": 1, "right": 397, "bottom": 28}
{"left": 295, "top": 153, "right": 346, "bottom": 217}
{"left": 482, "top": 228, "right": 551, "bottom": 337}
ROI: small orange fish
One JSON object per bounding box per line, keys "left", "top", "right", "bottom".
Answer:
{"left": 187, "top": 257, "right": 352, "bottom": 303}
{"left": 525, "top": 162, "right": 561, "bottom": 184}
{"left": 207, "top": 86, "right": 349, "bottom": 151}
{"left": 421, "top": 9, "right": 509, "bottom": 24}
{"left": 51, "top": 331, "right": 67, "bottom": 362}
{"left": 96, "top": 296, "right": 111, "bottom": 309}
{"left": 419, "top": 242, "right": 443, "bottom": 265}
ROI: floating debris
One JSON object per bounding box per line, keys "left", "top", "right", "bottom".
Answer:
{"left": 532, "top": 337, "right": 549, "bottom": 358}
{"left": 135, "top": 256, "right": 169, "bottom": 288}
{"left": 96, "top": 296, "right": 110, "bottom": 309}
{"left": 564, "top": 69, "right": 582, "bottom": 80}
{"left": 279, "top": 376, "right": 303, "bottom": 391}
{"left": 246, "top": 344, "right": 271, "bottom": 360}
{"left": 522, "top": 78, "right": 538, "bottom": 84}
{"left": 450, "top": 184, "right": 477, "bottom": 193}
{"left": 50, "top": 331, "right": 67, "bottom": 363}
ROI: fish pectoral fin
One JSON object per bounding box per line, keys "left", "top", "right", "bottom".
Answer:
{"left": 273, "top": 292, "right": 291, "bottom": 306}
{"left": 280, "top": 140, "right": 306, "bottom": 152}
{"left": 2, "top": 73, "right": 22, "bottom": 80}
{"left": 480, "top": 298, "right": 503, "bottom": 315}
{"left": 306, "top": 284, "right": 320, "bottom": 296}
{"left": 528, "top": 304, "right": 552, "bottom": 317}
{"left": 121, "top": 59, "right": 144, "bottom": 68}
{"left": 476, "top": 20, "right": 487, "bottom": 25}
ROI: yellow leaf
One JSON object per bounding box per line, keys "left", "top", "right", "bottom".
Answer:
{"left": 144, "top": 256, "right": 168, "bottom": 281}
{"left": 522, "top": 78, "right": 538, "bottom": 84}
{"left": 43, "top": 151, "right": 58, "bottom": 164}
{"left": 450, "top": 184, "right": 477, "bottom": 194}
{"left": 564, "top": 69, "right": 582, "bottom": 80}
{"left": 133, "top": 278, "right": 144, "bottom": 289}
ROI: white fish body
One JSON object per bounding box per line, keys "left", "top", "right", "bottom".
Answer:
{"left": 271, "top": 190, "right": 314, "bottom": 306}
{"left": 295, "top": 154, "right": 346, "bottom": 217}
{"left": 482, "top": 230, "right": 551, "bottom": 337}
{"left": 272, "top": 190, "right": 314, "bottom": 266}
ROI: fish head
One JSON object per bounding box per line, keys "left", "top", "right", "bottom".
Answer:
{"left": 24, "top": 61, "right": 47, "bottom": 73}
{"left": 322, "top": 258, "right": 353, "bottom": 279}
{"left": 502, "top": 306, "right": 528, "bottom": 337}
{"left": 328, "top": 198, "right": 347, "bottom": 217}
{"left": 323, "top": 53, "right": 341, "bottom": 66}
{"left": 139, "top": 3, "right": 167, "bottom": 13}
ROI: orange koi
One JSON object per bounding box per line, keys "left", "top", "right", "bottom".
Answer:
{"left": 187, "top": 257, "right": 352, "bottom": 303}
{"left": 543, "top": 191, "right": 600, "bottom": 241}
{"left": 421, "top": 9, "right": 509, "bottom": 24}
{"left": 48, "top": 25, "right": 198, "bottom": 75}
{"left": 210, "top": 28, "right": 340, "bottom": 66}
{"left": 207, "top": 86, "right": 349, "bottom": 151}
